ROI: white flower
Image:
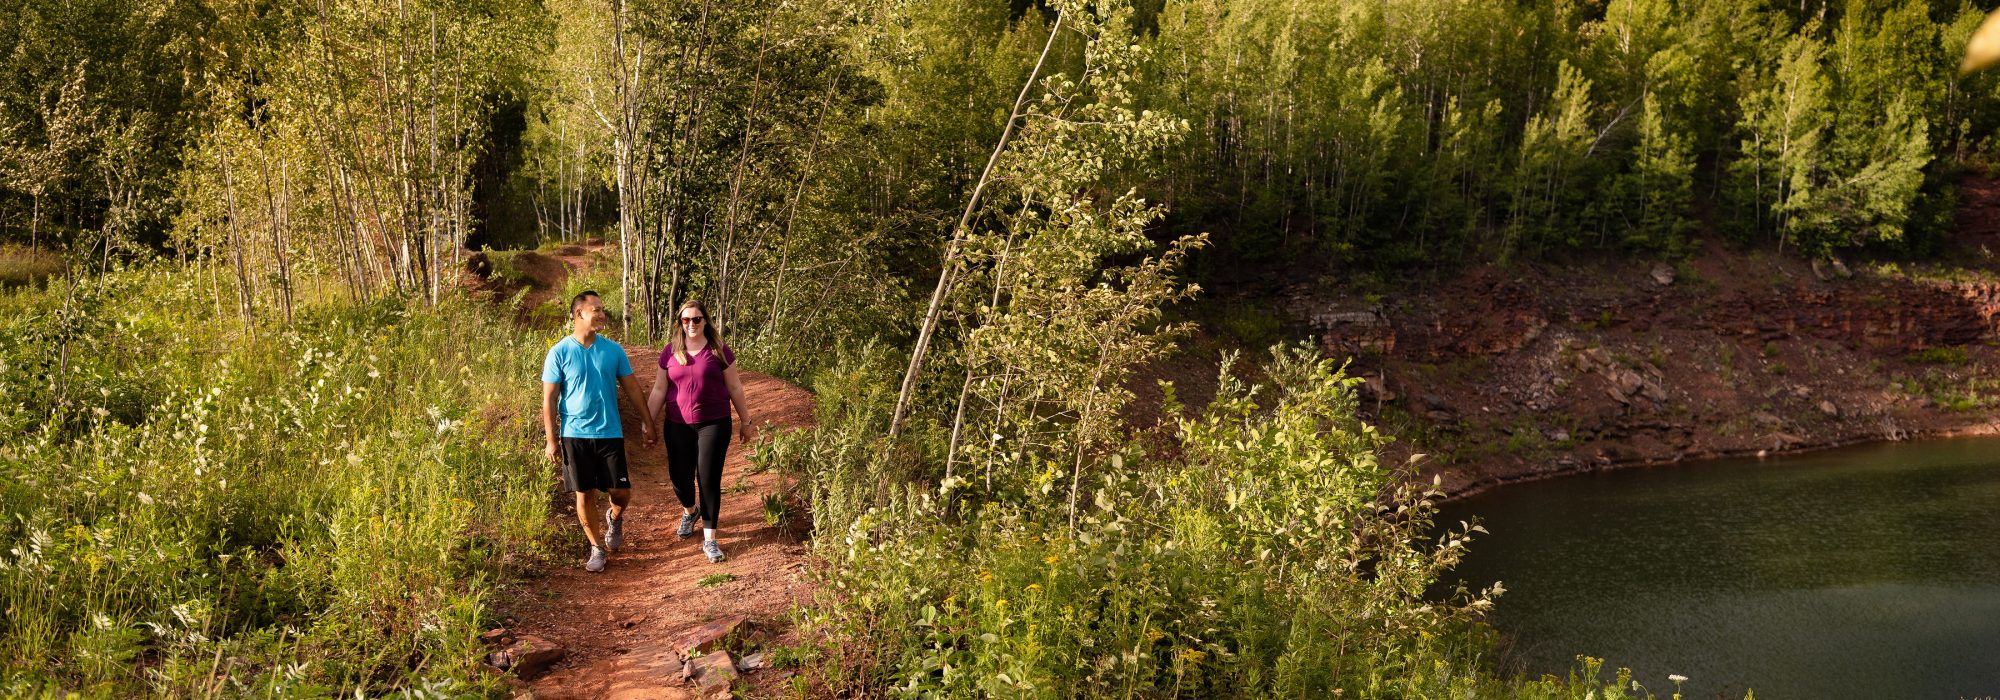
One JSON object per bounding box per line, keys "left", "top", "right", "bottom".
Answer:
{"left": 1668, "top": 674, "right": 1688, "bottom": 684}
{"left": 137, "top": 492, "right": 154, "bottom": 506}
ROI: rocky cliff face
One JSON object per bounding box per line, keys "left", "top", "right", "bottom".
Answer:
{"left": 1271, "top": 250, "right": 2000, "bottom": 498}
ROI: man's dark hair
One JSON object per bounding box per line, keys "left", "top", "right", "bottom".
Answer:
{"left": 570, "top": 290, "right": 601, "bottom": 317}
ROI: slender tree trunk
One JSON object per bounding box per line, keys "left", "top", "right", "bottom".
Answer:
{"left": 219, "top": 150, "right": 254, "bottom": 330}
{"left": 715, "top": 54, "right": 768, "bottom": 335}
{"left": 889, "top": 10, "right": 1065, "bottom": 438}
{"left": 764, "top": 78, "right": 839, "bottom": 343}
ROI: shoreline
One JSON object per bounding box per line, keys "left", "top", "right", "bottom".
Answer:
{"left": 1435, "top": 415, "right": 2000, "bottom": 502}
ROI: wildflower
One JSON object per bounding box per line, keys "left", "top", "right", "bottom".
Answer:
{"left": 996, "top": 599, "right": 1009, "bottom": 608}
{"left": 1025, "top": 583, "right": 1041, "bottom": 594}
{"left": 979, "top": 570, "right": 993, "bottom": 582}
{"left": 1668, "top": 674, "right": 1688, "bottom": 684}
{"left": 1145, "top": 629, "right": 1165, "bottom": 643}
{"left": 1044, "top": 554, "right": 1059, "bottom": 565}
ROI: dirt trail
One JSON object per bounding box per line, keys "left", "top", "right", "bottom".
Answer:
{"left": 505, "top": 357, "right": 815, "bottom": 699}
{"left": 474, "top": 244, "right": 818, "bottom": 698}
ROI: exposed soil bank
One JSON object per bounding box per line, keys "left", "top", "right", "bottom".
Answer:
{"left": 1211, "top": 178, "right": 2000, "bottom": 500}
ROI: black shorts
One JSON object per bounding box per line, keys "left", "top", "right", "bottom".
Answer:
{"left": 560, "top": 437, "right": 631, "bottom": 493}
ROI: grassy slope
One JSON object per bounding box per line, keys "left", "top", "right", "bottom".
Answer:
{"left": 0, "top": 266, "right": 555, "bottom": 695}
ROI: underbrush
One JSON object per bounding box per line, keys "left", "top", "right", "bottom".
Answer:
{"left": 760, "top": 343, "right": 1729, "bottom": 698}
{"left": 0, "top": 266, "right": 553, "bottom": 695}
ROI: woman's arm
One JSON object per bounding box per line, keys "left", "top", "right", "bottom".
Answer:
{"left": 645, "top": 366, "right": 670, "bottom": 446}
{"left": 723, "top": 364, "right": 757, "bottom": 444}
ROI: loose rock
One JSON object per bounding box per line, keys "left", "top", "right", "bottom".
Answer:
{"left": 667, "top": 614, "right": 752, "bottom": 658}
{"left": 1651, "top": 263, "right": 1676, "bottom": 286}
{"left": 487, "top": 634, "right": 566, "bottom": 679}
{"left": 682, "top": 651, "right": 737, "bottom": 698}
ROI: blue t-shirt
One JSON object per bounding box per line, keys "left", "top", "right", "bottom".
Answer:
{"left": 541, "top": 335, "right": 634, "bottom": 439}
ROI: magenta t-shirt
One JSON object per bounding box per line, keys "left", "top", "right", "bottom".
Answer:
{"left": 659, "top": 344, "right": 735, "bottom": 424}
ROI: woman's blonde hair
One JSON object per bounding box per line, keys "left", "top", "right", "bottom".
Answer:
{"left": 669, "top": 300, "right": 723, "bottom": 366}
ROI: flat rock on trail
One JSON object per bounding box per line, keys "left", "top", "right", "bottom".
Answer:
{"left": 500, "top": 346, "right": 816, "bottom": 699}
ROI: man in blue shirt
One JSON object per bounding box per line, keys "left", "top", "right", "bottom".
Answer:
{"left": 542, "top": 291, "right": 653, "bottom": 572}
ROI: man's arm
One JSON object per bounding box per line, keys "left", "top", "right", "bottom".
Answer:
{"left": 542, "top": 382, "right": 562, "bottom": 463}
{"left": 645, "top": 369, "right": 669, "bottom": 446}
{"left": 618, "top": 374, "right": 653, "bottom": 442}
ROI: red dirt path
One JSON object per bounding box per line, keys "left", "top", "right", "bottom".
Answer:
{"left": 500, "top": 355, "right": 816, "bottom": 699}
{"left": 474, "top": 243, "right": 818, "bottom": 698}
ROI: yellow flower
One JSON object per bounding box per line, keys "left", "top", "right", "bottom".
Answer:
{"left": 1044, "top": 554, "right": 1060, "bottom": 565}
{"left": 1176, "top": 649, "right": 1207, "bottom": 665}
{"left": 1025, "top": 583, "right": 1042, "bottom": 594}
{"left": 979, "top": 570, "right": 994, "bottom": 582}
{"left": 996, "top": 599, "right": 1009, "bottom": 608}
{"left": 1145, "top": 630, "right": 1166, "bottom": 643}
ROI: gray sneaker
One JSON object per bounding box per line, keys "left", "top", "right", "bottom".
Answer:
{"left": 604, "top": 511, "right": 624, "bottom": 551}
{"left": 702, "top": 539, "right": 725, "bottom": 563}
{"left": 677, "top": 512, "right": 698, "bottom": 539}
{"left": 585, "top": 545, "right": 607, "bottom": 573}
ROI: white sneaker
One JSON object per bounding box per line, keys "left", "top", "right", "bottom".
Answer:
{"left": 701, "top": 539, "right": 725, "bottom": 563}
{"left": 604, "top": 511, "right": 624, "bottom": 551}
{"left": 585, "top": 545, "right": 607, "bottom": 573}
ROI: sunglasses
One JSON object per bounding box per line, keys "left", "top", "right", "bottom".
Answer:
{"left": 680, "top": 316, "right": 706, "bottom": 324}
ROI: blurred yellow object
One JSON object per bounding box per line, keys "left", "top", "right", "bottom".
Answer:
{"left": 1963, "top": 9, "right": 2000, "bottom": 75}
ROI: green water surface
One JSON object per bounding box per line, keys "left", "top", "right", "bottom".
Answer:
{"left": 1439, "top": 437, "right": 2000, "bottom": 699}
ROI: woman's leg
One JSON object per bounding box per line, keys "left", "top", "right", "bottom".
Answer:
{"left": 664, "top": 421, "right": 699, "bottom": 511}
{"left": 695, "top": 418, "right": 732, "bottom": 533}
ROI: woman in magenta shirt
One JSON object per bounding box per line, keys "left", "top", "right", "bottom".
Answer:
{"left": 644, "top": 300, "right": 756, "bottom": 563}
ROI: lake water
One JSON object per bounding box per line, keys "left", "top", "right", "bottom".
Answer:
{"left": 1438, "top": 437, "right": 2000, "bottom": 699}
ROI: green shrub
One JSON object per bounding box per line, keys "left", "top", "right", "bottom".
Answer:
{"left": 788, "top": 345, "right": 1503, "bottom": 696}
{"left": 1213, "top": 301, "right": 1284, "bottom": 349}
{"left": 1910, "top": 346, "right": 1969, "bottom": 366}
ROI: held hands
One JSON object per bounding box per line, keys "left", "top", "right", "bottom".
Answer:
{"left": 738, "top": 420, "right": 759, "bottom": 445}
{"left": 642, "top": 423, "right": 657, "bottom": 448}
{"left": 544, "top": 440, "right": 559, "bottom": 463}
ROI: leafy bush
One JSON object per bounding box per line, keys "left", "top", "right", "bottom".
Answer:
{"left": 784, "top": 345, "right": 1507, "bottom": 696}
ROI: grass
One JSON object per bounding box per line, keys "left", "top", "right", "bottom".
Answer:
{"left": 761, "top": 493, "right": 789, "bottom": 527}
{"left": 0, "top": 265, "right": 555, "bottom": 695}
{"left": 480, "top": 248, "right": 538, "bottom": 288}
{"left": 0, "top": 246, "right": 64, "bottom": 288}
{"left": 697, "top": 573, "right": 736, "bottom": 588}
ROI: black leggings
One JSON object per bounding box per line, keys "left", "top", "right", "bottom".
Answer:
{"left": 665, "top": 418, "right": 730, "bottom": 529}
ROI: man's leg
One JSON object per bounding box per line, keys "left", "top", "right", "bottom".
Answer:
{"left": 575, "top": 490, "right": 606, "bottom": 549}
{"left": 608, "top": 487, "right": 632, "bottom": 519}
{"left": 606, "top": 436, "right": 634, "bottom": 519}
